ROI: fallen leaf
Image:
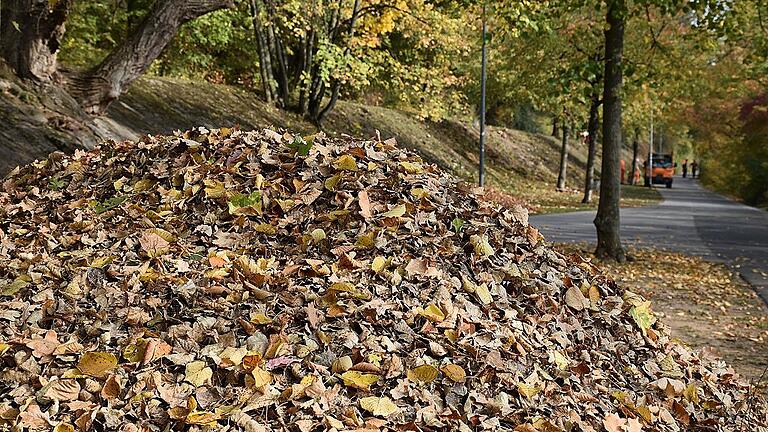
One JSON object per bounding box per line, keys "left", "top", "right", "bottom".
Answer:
{"left": 565, "top": 286, "right": 588, "bottom": 311}
{"left": 417, "top": 304, "right": 445, "bottom": 322}
{"left": 77, "top": 352, "right": 118, "bottom": 377}
{"left": 333, "top": 154, "right": 358, "bottom": 171}
{"left": 340, "top": 370, "right": 379, "bottom": 390}
{"left": 360, "top": 396, "right": 399, "bottom": 417}
{"left": 407, "top": 364, "right": 439, "bottom": 383}
{"left": 441, "top": 364, "right": 466, "bottom": 382}
{"left": 185, "top": 361, "right": 213, "bottom": 387}
{"left": 380, "top": 203, "right": 406, "bottom": 218}
{"left": 44, "top": 379, "right": 81, "bottom": 401}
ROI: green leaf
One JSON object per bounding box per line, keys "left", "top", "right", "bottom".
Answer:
{"left": 451, "top": 217, "right": 464, "bottom": 233}
{"left": 227, "top": 191, "right": 262, "bottom": 215}
{"left": 628, "top": 301, "right": 656, "bottom": 336}
{"left": 288, "top": 136, "right": 312, "bottom": 156}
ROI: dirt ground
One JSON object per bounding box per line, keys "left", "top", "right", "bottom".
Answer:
{"left": 555, "top": 244, "right": 768, "bottom": 392}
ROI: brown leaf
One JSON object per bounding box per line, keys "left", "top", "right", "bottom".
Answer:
{"left": 45, "top": 379, "right": 81, "bottom": 401}
{"left": 27, "top": 330, "right": 60, "bottom": 358}
{"left": 358, "top": 190, "right": 373, "bottom": 219}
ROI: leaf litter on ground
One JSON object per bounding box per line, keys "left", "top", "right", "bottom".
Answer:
{"left": 0, "top": 127, "right": 766, "bottom": 431}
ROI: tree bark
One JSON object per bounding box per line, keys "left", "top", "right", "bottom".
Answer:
{"left": 0, "top": 0, "right": 72, "bottom": 81}
{"left": 67, "top": 0, "right": 233, "bottom": 114}
{"left": 594, "top": 0, "right": 626, "bottom": 262}
{"left": 551, "top": 115, "right": 560, "bottom": 139}
{"left": 250, "top": 0, "right": 276, "bottom": 104}
{"left": 556, "top": 119, "right": 570, "bottom": 191}
{"left": 630, "top": 128, "right": 640, "bottom": 185}
{"left": 582, "top": 93, "right": 601, "bottom": 203}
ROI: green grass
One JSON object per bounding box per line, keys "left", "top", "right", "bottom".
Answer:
{"left": 525, "top": 183, "right": 663, "bottom": 215}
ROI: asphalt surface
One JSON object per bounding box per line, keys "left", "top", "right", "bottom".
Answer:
{"left": 531, "top": 177, "right": 768, "bottom": 304}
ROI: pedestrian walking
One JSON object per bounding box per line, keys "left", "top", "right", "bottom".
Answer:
{"left": 682, "top": 159, "right": 688, "bottom": 178}
{"left": 691, "top": 160, "right": 698, "bottom": 178}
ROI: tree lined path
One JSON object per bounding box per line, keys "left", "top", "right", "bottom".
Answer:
{"left": 531, "top": 178, "right": 768, "bottom": 302}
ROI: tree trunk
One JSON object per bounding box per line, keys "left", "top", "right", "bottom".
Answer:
{"left": 594, "top": 0, "right": 626, "bottom": 262}
{"left": 67, "top": 0, "right": 233, "bottom": 114}
{"left": 552, "top": 116, "right": 560, "bottom": 138}
{"left": 0, "top": 0, "right": 72, "bottom": 81}
{"left": 582, "top": 93, "right": 601, "bottom": 203}
{"left": 250, "top": 0, "right": 275, "bottom": 104}
{"left": 310, "top": 0, "right": 360, "bottom": 125}
{"left": 630, "top": 128, "right": 640, "bottom": 185}
{"left": 556, "top": 120, "right": 570, "bottom": 191}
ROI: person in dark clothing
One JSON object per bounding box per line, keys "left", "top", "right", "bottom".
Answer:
{"left": 682, "top": 159, "right": 688, "bottom": 178}
{"left": 691, "top": 160, "right": 699, "bottom": 178}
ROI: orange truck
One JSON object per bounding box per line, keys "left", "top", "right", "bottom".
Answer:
{"left": 644, "top": 154, "right": 676, "bottom": 188}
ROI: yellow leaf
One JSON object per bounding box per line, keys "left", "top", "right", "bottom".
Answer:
{"left": 476, "top": 283, "right": 492, "bottom": 305}
{"left": 417, "top": 304, "right": 445, "bottom": 322}
{"left": 371, "top": 256, "right": 388, "bottom": 273}
{"left": 380, "top": 203, "right": 406, "bottom": 218}
{"left": 0, "top": 342, "right": 10, "bottom": 355}
{"left": 340, "top": 370, "right": 379, "bottom": 390}
{"left": 147, "top": 227, "right": 176, "bottom": 243}
{"left": 123, "top": 338, "right": 148, "bottom": 363}
{"left": 441, "top": 364, "right": 466, "bottom": 382}
{"left": 89, "top": 256, "right": 113, "bottom": 268}
{"left": 53, "top": 423, "right": 75, "bottom": 432}
{"left": 628, "top": 301, "right": 656, "bottom": 335}
{"left": 77, "top": 352, "right": 118, "bottom": 377}
{"left": 250, "top": 313, "right": 272, "bottom": 324}
{"left": 333, "top": 154, "right": 358, "bottom": 171}
{"left": 220, "top": 347, "right": 248, "bottom": 366}
{"left": 360, "top": 396, "right": 399, "bottom": 417}
{"left": 185, "top": 361, "right": 213, "bottom": 387}
{"left": 549, "top": 351, "right": 570, "bottom": 370}
{"left": 517, "top": 383, "right": 541, "bottom": 398}
{"left": 251, "top": 366, "right": 272, "bottom": 388}
{"left": 254, "top": 224, "right": 276, "bottom": 235}
{"left": 311, "top": 228, "right": 326, "bottom": 243}
{"left": 204, "top": 179, "right": 227, "bottom": 198}
{"left": 588, "top": 285, "right": 601, "bottom": 305}
{"left": 399, "top": 161, "right": 424, "bottom": 174}
{"left": 684, "top": 383, "right": 699, "bottom": 404}
{"left": 407, "top": 364, "right": 439, "bottom": 383}
{"left": 324, "top": 174, "right": 341, "bottom": 191}
{"left": 470, "top": 234, "right": 494, "bottom": 257}
{"left": 410, "top": 187, "right": 428, "bottom": 199}
{"left": 185, "top": 410, "right": 220, "bottom": 426}
{"left": 133, "top": 179, "right": 155, "bottom": 193}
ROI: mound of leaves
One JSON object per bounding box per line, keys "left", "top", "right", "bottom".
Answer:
{"left": 0, "top": 128, "right": 765, "bottom": 431}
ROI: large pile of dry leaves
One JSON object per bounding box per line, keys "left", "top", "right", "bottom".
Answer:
{"left": 1, "top": 128, "right": 765, "bottom": 432}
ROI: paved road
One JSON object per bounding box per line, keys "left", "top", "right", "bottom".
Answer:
{"left": 531, "top": 177, "right": 768, "bottom": 303}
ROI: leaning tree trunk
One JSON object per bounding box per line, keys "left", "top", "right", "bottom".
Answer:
{"left": 594, "top": 0, "right": 626, "bottom": 262}
{"left": 630, "top": 128, "right": 640, "bottom": 185}
{"left": 67, "top": 0, "right": 233, "bottom": 115}
{"left": 556, "top": 120, "right": 570, "bottom": 191}
{"left": 582, "top": 93, "right": 601, "bottom": 203}
{"left": 0, "top": 0, "right": 72, "bottom": 81}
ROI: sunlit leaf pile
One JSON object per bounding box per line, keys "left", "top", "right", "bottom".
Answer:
{"left": 0, "top": 128, "right": 765, "bottom": 431}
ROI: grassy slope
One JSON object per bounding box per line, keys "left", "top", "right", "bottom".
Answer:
{"left": 2, "top": 74, "right": 658, "bottom": 212}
